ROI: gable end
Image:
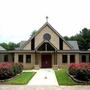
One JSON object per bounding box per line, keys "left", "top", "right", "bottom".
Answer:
{"left": 21, "top": 22, "right": 73, "bottom": 50}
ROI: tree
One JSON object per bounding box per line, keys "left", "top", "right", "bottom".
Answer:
{"left": 30, "top": 30, "right": 37, "bottom": 37}
{"left": 0, "top": 42, "right": 19, "bottom": 50}
{"left": 0, "top": 43, "right": 8, "bottom": 50}
{"left": 64, "top": 36, "right": 70, "bottom": 40}
{"left": 64, "top": 28, "right": 90, "bottom": 50}
{"left": 8, "top": 42, "right": 19, "bottom": 50}
{"left": 78, "top": 28, "right": 90, "bottom": 50}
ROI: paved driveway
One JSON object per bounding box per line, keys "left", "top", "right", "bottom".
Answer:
{"left": 27, "top": 69, "right": 58, "bottom": 86}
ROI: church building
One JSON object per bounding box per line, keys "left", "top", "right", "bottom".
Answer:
{"left": 0, "top": 19, "right": 90, "bottom": 69}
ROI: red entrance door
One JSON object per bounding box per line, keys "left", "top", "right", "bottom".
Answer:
{"left": 41, "top": 55, "right": 52, "bottom": 68}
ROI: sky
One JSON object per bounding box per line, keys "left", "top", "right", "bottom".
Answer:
{"left": 0, "top": 0, "right": 90, "bottom": 43}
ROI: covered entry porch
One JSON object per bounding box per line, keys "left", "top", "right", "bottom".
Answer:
{"left": 34, "top": 51, "right": 58, "bottom": 69}
{"left": 0, "top": 50, "right": 90, "bottom": 69}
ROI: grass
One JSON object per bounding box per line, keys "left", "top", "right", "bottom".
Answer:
{"left": 4, "top": 72, "right": 35, "bottom": 85}
{"left": 55, "top": 69, "right": 77, "bottom": 85}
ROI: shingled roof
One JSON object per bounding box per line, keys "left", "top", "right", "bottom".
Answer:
{"left": 0, "top": 46, "right": 6, "bottom": 51}
{"left": 67, "top": 41, "right": 79, "bottom": 50}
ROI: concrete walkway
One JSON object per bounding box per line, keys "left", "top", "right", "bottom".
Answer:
{"left": 27, "top": 69, "right": 58, "bottom": 86}
{"left": 0, "top": 85, "right": 90, "bottom": 90}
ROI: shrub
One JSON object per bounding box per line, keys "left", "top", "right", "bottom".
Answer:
{"left": 69, "top": 63, "right": 90, "bottom": 81}
{"left": 0, "top": 63, "right": 23, "bottom": 80}
{"left": 75, "top": 69, "right": 90, "bottom": 81}
{"left": 13, "top": 63, "right": 23, "bottom": 75}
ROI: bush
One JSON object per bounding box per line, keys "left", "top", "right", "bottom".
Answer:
{"left": 13, "top": 63, "right": 23, "bottom": 75}
{"left": 69, "top": 63, "right": 90, "bottom": 81}
{"left": 76, "top": 69, "right": 90, "bottom": 81}
{"left": 0, "top": 63, "right": 23, "bottom": 80}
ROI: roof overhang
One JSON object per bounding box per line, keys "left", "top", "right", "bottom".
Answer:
{"left": 0, "top": 50, "right": 90, "bottom": 54}
{"left": 0, "top": 50, "right": 35, "bottom": 54}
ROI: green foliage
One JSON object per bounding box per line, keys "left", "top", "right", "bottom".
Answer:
{"left": 76, "top": 69, "right": 90, "bottom": 81}
{"left": 69, "top": 64, "right": 90, "bottom": 81}
{"left": 13, "top": 63, "right": 23, "bottom": 76}
{"left": 30, "top": 30, "right": 37, "bottom": 37}
{"left": 0, "top": 43, "right": 8, "bottom": 50}
{"left": 0, "top": 63, "right": 23, "bottom": 80}
{"left": 64, "top": 28, "right": 90, "bottom": 50}
{"left": 64, "top": 36, "right": 70, "bottom": 40}
{"left": 0, "top": 30, "right": 37, "bottom": 50}
{"left": 0, "top": 42, "right": 19, "bottom": 50}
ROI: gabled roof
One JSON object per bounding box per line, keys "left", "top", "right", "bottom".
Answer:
{"left": 20, "top": 41, "right": 26, "bottom": 48}
{"left": 21, "top": 22, "right": 73, "bottom": 49}
{"left": 67, "top": 41, "right": 79, "bottom": 50}
{"left": 35, "top": 40, "right": 58, "bottom": 51}
{"left": 0, "top": 46, "right": 6, "bottom": 51}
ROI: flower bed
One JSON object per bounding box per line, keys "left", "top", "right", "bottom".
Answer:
{"left": 68, "top": 63, "right": 90, "bottom": 81}
{"left": 0, "top": 63, "right": 23, "bottom": 80}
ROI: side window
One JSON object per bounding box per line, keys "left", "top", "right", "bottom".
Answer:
{"left": 26, "top": 55, "right": 31, "bottom": 63}
{"left": 70, "top": 55, "right": 75, "bottom": 63}
{"left": 4, "top": 55, "right": 8, "bottom": 62}
{"left": 18, "top": 55, "right": 23, "bottom": 63}
{"left": 81, "top": 55, "right": 86, "bottom": 63}
{"left": 62, "top": 55, "right": 67, "bottom": 63}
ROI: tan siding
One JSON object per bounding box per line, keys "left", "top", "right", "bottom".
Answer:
{"left": 35, "top": 26, "right": 59, "bottom": 49}
{"left": 75, "top": 54, "right": 80, "bottom": 64}
{"left": 63, "top": 42, "right": 71, "bottom": 50}
{"left": 14, "top": 53, "right": 35, "bottom": 69}
{"left": 23, "top": 54, "right": 35, "bottom": 69}
{"left": 23, "top": 42, "right": 31, "bottom": 50}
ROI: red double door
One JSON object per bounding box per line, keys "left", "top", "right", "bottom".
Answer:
{"left": 41, "top": 55, "right": 52, "bottom": 68}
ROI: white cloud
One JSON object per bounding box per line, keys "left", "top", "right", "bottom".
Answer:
{"left": 0, "top": 0, "right": 90, "bottom": 43}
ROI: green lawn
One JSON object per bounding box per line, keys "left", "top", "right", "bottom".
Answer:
{"left": 4, "top": 72, "right": 35, "bottom": 85}
{"left": 55, "top": 69, "right": 77, "bottom": 85}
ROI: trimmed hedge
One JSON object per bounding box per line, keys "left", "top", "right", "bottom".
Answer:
{"left": 0, "top": 63, "right": 23, "bottom": 80}
{"left": 69, "top": 63, "right": 90, "bottom": 81}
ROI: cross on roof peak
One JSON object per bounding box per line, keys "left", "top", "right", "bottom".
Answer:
{"left": 46, "top": 16, "right": 49, "bottom": 22}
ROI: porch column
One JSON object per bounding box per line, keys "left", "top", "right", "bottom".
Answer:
{"left": 67, "top": 54, "right": 70, "bottom": 65}
{"left": 2, "top": 54, "right": 4, "bottom": 62}
{"left": 56, "top": 53, "right": 57, "bottom": 65}
{"left": 35, "top": 53, "right": 37, "bottom": 65}
{"left": 80, "top": 54, "right": 82, "bottom": 63}
{"left": 14, "top": 53, "right": 18, "bottom": 63}
{"left": 54, "top": 51, "right": 58, "bottom": 65}
{"left": 75, "top": 54, "right": 80, "bottom": 64}
{"left": 0, "top": 54, "right": 4, "bottom": 62}
{"left": 86, "top": 54, "right": 89, "bottom": 63}
{"left": 35, "top": 53, "right": 39, "bottom": 65}
{"left": 8, "top": 54, "right": 12, "bottom": 62}
{"left": 57, "top": 54, "right": 62, "bottom": 68}
{"left": 23, "top": 54, "right": 26, "bottom": 64}
{"left": 34, "top": 52, "right": 39, "bottom": 69}
{"left": 54, "top": 52, "right": 57, "bottom": 65}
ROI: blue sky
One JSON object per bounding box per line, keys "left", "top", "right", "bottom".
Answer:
{"left": 0, "top": 0, "right": 90, "bottom": 43}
